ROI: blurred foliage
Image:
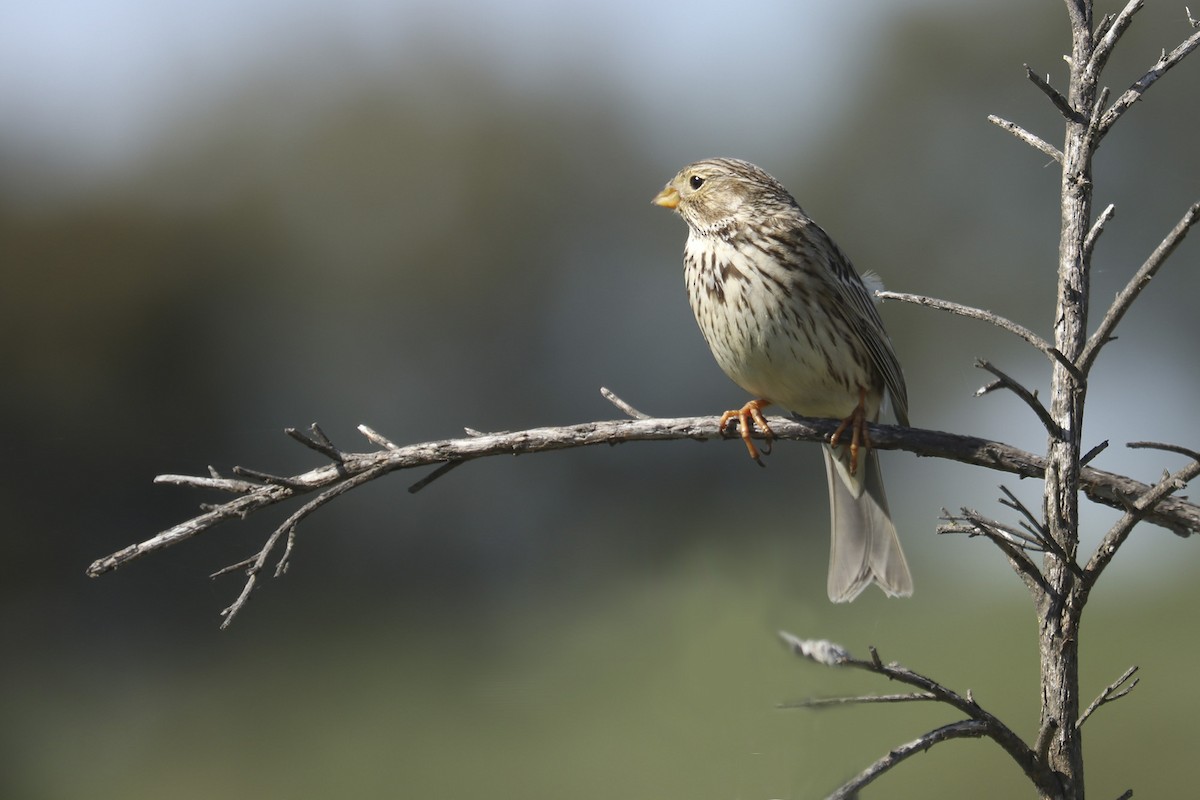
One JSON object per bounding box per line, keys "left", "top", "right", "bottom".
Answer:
{"left": 2, "top": 0, "right": 1198, "bottom": 797}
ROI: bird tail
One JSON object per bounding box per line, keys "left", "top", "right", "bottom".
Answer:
{"left": 822, "top": 444, "right": 913, "bottom": 602}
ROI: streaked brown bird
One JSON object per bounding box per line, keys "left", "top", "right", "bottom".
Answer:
{"left": 653, "top": 157, "right": 912, "bottom": 602}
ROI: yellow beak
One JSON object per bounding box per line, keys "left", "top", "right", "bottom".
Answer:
{"left": 652, "top": 186, "right": 680, "bottom": 209}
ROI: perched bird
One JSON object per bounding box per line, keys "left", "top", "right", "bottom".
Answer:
{"left": 653, "top": 157, "right": 912, "bottom": 602}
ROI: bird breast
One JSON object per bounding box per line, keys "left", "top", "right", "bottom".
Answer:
{"left": 683, "top": 231, "right": 880, "bottom": 420}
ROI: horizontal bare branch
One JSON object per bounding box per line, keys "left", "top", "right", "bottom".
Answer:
{"left": 779, "top": 692, "right": 936, "bottom": 710}
{"left": 87, "top": 407, "right": 1200, "bottom": 580}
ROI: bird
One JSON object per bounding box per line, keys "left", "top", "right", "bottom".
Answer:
{"left": 652, "top": 157, "right": 912, "bottom": 602}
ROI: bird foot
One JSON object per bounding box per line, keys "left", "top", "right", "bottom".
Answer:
{"left": 719, "top": 399, "right": 774, "bottom": 464}
{"left": 829, "top": 389, "right": 870, "bottom": 476}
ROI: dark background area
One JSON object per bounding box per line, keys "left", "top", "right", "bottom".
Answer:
{"left": 3, "top": 1, "right": 1199, "bottom": 797}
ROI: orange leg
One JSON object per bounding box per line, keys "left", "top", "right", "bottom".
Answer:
{"left": 719, "top": 399, "right": 774, "bottom": 462}
{"left": 829, "top": 388, "right": 871, "bottom": 476}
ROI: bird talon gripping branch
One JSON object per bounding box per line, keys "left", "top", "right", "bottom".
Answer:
{"left": 719, "top": 399, "right": 774, "bottom": 461}
{"left": 830, "top": 389, "right": 871, "bottom": 476}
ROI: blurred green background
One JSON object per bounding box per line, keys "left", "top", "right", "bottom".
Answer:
{"left": 3, "top": 0, "right": 1199, "bottom": 797}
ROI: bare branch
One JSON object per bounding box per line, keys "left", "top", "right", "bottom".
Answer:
{"left": 601, "top": 386, "right": 651, "bottom": 419}
{"left": 941, "top": 507, "right": 1046, "bottom": 552}
{"left": 826, "top": 720, "right": 991, "bottom": 800}
{"left": 779, "top": 692, "right": 936, "bottom": 710}
{"left": 1096, "top": 25, "right": 1200, "bottom": 137}
{"left": 876, "top": 290, "right": 1081, "bottom": 379}
{"left": 1092, "top": 12, "right": 1118, "bottom": 48}
{"left": 999, "top": 485, "right": 1049, "bottom": 540}
{"left": 1077, "top": 666, "right": 1140, "bottom": 729}
{"left": 1128, "top": 440, "right": 1200, "bottom": 461}
{"left": 777, "top": 633, "right": 852, "bottom": 666}
{"left": 1083, "top": 203, "right": 1116, "bottom": 262}
{"left": 1026, "top": 64, "right": 1083, "bottom": 121}
{"left": 939, "top": 507, "right": 1050, "bottom": 596}
{"left": 216, "top": 462, "right": 392, "bottom": 628}
{"left": 996, "top": 485, "right": 1081, "bottom": 572}
{"left": 1080, "top": 203, "right": 1200, "bottom": 372}
{"left": 778, "top": 633, "right": 1057, "bottom": 795}
{"left": 988, "top": 114, "right": 1064, "bottom": 162}
{"left": 974, "top": 359, "right": 1060, "bottom": 436}
{"left": 407, "top": 461, "right": 464, "bottom": 494}
{"left": 1087, "top": 0, "right": 1144, "bottom": 82}
{"left": 87, "top": 411, "right": 1200, "bottom": 587}
{"left": 1083, "top": 450, "right": 1200, "bottom": 593}
{"left": 154, "top": 472, "right": 259, "bottom": 494}
{"left": 358, "top": 424, "right": 401, "bottom": 450}
{"left": 285, "top": 423, "right": 345, "bottom": 463}
{"left": 1085, "top": 86, "right": 1112, "bottom": 145}
{"left": 1081, "top": 440, "right": 1109, "bottom": 466}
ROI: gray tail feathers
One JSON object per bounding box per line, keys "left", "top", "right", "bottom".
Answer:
{"left": 822, "top": 444, "right": 913, "bottom": 602}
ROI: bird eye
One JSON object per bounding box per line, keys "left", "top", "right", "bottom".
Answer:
{"left": 689, "top": 175, "right": 705, "bottom": 190}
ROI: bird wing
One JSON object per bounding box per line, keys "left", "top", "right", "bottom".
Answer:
{"left": 817, "top": 226, "right": 910, "bottom": 427}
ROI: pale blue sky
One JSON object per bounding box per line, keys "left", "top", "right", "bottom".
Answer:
{"left": 1, "top": 0, "right": 954, "bottom": 170}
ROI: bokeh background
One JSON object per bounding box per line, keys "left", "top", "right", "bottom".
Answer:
{"left": 4, "top": 0, "right": 1199, "bottom": 797}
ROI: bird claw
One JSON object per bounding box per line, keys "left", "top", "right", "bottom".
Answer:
{"left": 829, "top": 389, "right": 870, "bottom": 476}
{"left": 719, "top": 399, "right": 774, "bottom": 464}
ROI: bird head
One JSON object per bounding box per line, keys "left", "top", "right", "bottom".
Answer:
{"left": 652, "top": 157, "right": 797, "bottom": 234}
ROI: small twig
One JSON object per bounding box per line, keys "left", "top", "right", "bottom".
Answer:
{"left": 601, "top": 386, "right": 650, "bottom": 420}
{"left": 777, "top": 633, "right": 851, "bottom": 666}
{"left": 154, "top": 473, "right": 260, "bottom": 494}
{"left": 1087, "top": 0, "right": 1144, "bottom": 82}
{"left": 1025, "top": 65, "right": 1082, "bottom": 121}
{"left": 941, "top": 507, "right": 1045, "bottom": 551}
{"left": 358, "top": 424, "right": 400, "bottom": 450}
{"left": 1080, "top": 203, "right": 1200, "bottom": 372}
{"left": 230, "top": 466, "right": 307, "bottom": 489}
{"left": 974, "top": 360, "right": 1059, "bottom": 436}
{"left": 1083, "top": 204, "right": 1116, "bottom": 262}
{"left": 407, "top": 460, "right": 464, "bottom": 493}
{"left": 1128, "top": 440, "right": 1200, "bottom": 461}
{"left": 1077, "top": 665, "right": 1140, "bottom": 729}
{"left": 988, "top": 114, "right": 1064, "bottom": 163}
{"left": 779, "top": 692, "right": 936, "bottom": 710}
{"left": 998, "top": 486, "right": 1046, "bottom": 536}
{"left": 286, "top": 423, "right": 345, "bottom": 463}
{"left": 1081, "top": 440, "right": 1110, "bottom": 467}
{"left": 1096, "top": 26, "right": 1200, "bottom": 137}
{"left": 939, "top": 508, "right": 1050, "bottom": 596}
{"left": 876, "top": 291, "right": 1081, "bottom": 380}
{"left": 216, "top": 463, "right": 392, "bottom": 628}
{"left": 826, "top": 720, "right": 991, "bottom": 800}
{"left": 1092, "top": 12, "right": 1118, "bottom": 48}
{"left": 996, "top": 484, "right": 1079, "bottom": 575}
{"left": 1085, "top": 86, "right": 1112, "bottom": 145}
{"left": 1113, "top": 790, "right": 1134, "bottom": 800}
